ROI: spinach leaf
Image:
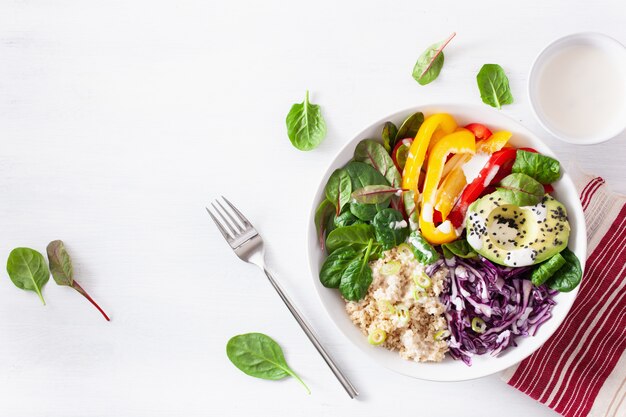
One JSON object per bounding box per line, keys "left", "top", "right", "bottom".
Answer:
{"left": 47, "top": 240, "right": 110, "bottom": 321}
{"left": 476, "top": 64, "right": 514, "bottom": 109}
{"left": 334, "top": 211, "right": 362, "bottom": 228}
{"left": 314, "top": 199, "right": 334, "bottom": 250}
{"left": 547, "top": 248, "right": 582, "bottom": 292}
{"left": 408, "top": 231, "right": 440, "bottom": 265}
{"left": 339, "top": 240, "right": 374, "bottom": 301}
{"left": 412, "top": 33, "right": 456, "bottom": 86}
{"left": 396, "top": 112, "right": 425, "bottom": 141}
{"left": 344, "top": 161, "right": 389, "bottom": 190}
{"left": 351, "top": 185, "right": 403, "bottom": 204}
{"left": 531, "top": 252, "right": 566, "bottom": 286}
{"left": 285, "top": 90, "right": 327, "bottom": 151}
{"left": 372, "top": 208, "right": 409, "bottom": 250}
{"left": 442, "top": 239, "right": 477, "bottom": 259}
{"left": 512, "top": 150, "right": 561, "bottom": 184}
{"left": 382, "top": 121, "right": 398, "bottom": 152}
{"left": 325, "top": 168, "right": 352, "bottom": 216}
{"left": 496, "top": 173, "right": 545, "bottom": 206}
{"left": 226, "top": 333, "right": 310, "bottom": 393}
{"left": 326, "top": 223, "right": 377, "bottom": 254}
{"left": 319, "top": 246, "right": 359, "bottom": 288}
{"left": 349, "top": 200, "right": 389, "bottom": 221}
{"left": 403, "top": 190, "right": 419, "bottom": 230}
{"left": 354, "top": 139, "right": 402, "bottom": 187}
{"left": 6, "top": 247, "right": 50, "bottom": 305}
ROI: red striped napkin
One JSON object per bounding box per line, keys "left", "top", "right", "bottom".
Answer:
{"left": 501, "top": 171, "right": 626, "bottom": 417}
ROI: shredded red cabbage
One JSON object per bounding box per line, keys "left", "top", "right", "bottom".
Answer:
{"left": 431, "top": 256, "right": 557, "bottom": 366}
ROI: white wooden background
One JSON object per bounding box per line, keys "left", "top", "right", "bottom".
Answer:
{"left": 0, "top": 0, "right": 624, "bottom": 416}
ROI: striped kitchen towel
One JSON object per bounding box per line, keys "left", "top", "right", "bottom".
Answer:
{"left": 501, "top": 170, "right": 626, "bottom": 417}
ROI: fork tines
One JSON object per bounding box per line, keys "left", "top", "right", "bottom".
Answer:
{"left": 206, "top": 196, "right": 255, "bottom": 244}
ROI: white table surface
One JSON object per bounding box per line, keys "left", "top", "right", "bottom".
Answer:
{"left": 0, "top": 0, "right": 624, "bottom": 416}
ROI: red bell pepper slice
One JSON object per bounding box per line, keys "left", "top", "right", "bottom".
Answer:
{"left": 447, "top": 147, "right": 518, "bottom": 228}
{"left": 465, "top": 123, "right": 493, "bottom": 141}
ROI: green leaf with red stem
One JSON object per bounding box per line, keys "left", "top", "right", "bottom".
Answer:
{"left": 351, "top": 185, "right": 407, "bottom": 204}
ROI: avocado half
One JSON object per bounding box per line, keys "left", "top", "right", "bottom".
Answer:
{"left": 465, "top": 191, "right": 570, "bottom": 267}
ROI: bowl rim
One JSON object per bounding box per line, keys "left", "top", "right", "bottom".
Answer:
{"left": 306, "top": 103, "right": 587, "bottom": 381}
{"left": 527, "top": 31, "right": 626, "bottom": 145}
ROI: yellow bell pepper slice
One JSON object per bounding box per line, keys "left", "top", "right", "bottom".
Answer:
{"left": 435, "top": 167, "right": 467, "bottom": 220}
{"left": 419, "top": 129, "right": 475, "bottom": 244}
{"left": 402, "top": 114, "right": 457, "bottom": 198}
{"left": 476, "top": 130, "right": 512, "bottom": 154}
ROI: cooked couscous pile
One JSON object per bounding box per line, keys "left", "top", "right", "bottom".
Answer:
{"left": 345, "top": 245, "right": 449, "bottom": 362}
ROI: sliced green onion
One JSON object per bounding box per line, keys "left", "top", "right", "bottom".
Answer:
{"left": 471, "top": 317, "right": 487, "bottom": 334}
{"left": 397, "top": 243, "right": 414, "bottom": 258}
{"left": 395, "top": 306, "right": 410, "bottom": 324}
{"left": 413, "top": 271, "right": 432, "bottom": 289}
{"left": 368, "top": 328, "right": 387, "bottom": 345}
{"left": 378, "top": 299, "right": 396, "bottom": 315}
{"left": 434, "top": 329, "right": 450, "bottom": 341}
{"left": 413, "top": 288, "right": 426, "bottom": 300}
{"left": 381, "top": 260, "right": 401, "bottom": 276}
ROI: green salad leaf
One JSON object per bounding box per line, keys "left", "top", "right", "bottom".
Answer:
{"left": 6, "top": 248, "right": 50, "bottom": 305}
{"left": 325, "top": 168, "right": 352, "bottom": 216}
{"left": 412, "top": 33, "right": 456, "bottom": 86}
{"left": 349, "top": 200, "right": 390, "bottom": 221}
{"left": 333, "top": 211, "right": 362, "bottom": 228}
{"left": 403, "top": 190, "right": 419, "bottom": 230}
{"left": 396, "top": 112, "right": 425, "bottom": 141}
{"left": 382, "top": 121, "right": 398, "bottom": 152}
{"left": 547, "top": 248, "right": 582, "bottom": 292}
{"left": 285, "top": 90, "right": 327, "bottom": 151}
{"left": 408, "top": 231, "right": 439, "bottom": 265}
{"left": 512, "top": 150, "right": 561, "bottom": 184}
{"left": 496, "top": 173, "right": 545, "bottom": 206}
{"left": 339, "top": 240, "right": 374, "bottom": 301}
{"left": 325, "top": 224, "right": 377, "bottom": 254}
{"left": 344, "top": 161, "right": 389, "bottom": 190}
{"left": 314, "top": 199, "right": 334, "bottom": 249}
{"left": 531, "top": 252, "right": 567, "bottom": 286}
{"left": 226, "top": 333, "right": 310, "bottom": 393}
{"left": 354, "top": 139, "right": 402, "bottom": 188}
{"left": 442, "top": 239, "right": 477, "bottom": 259}
{"left": 351, "top": 185, "right": 401, "bottom": 205}
{"left": 476, "top": 64, "right": 514, "bottom": 109}
{"left": 319, "top": 246, "right": 359, "bottom": 288}
{"left": 372, "top": 208, "right": 409, "bottom": 250}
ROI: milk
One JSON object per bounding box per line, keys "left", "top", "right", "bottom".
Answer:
{"left": 535, "top": 43, "right": 626, "bottom": 142}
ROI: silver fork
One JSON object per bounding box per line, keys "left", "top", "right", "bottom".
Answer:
{"left": 207, "top": 196, "right": 358, "bottom": 399}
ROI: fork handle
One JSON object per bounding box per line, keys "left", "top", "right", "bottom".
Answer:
{"left": 262, "top": 267, "right": 359, "bottom": 399}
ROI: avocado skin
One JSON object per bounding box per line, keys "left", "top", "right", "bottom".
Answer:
{"left": 465, "top": 191, "right": 570, "bottom": 267}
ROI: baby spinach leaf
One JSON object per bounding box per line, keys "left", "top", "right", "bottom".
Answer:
{"left": 314, "top": 199, "right": 334, "bottom": 250}
{"left": 6, "top": 247, "right": 50, "bottom": 305}
{"left": 319, "top": 246, "right": 359, "bottom": 288}
{"left": 531, "top": 252, "right": 566, "bottom": 286}
{"left": 442, "top": 239, "right": 477, "bottom": 259}
{"left": 382, "top": 121, "right": 398, "bottom": 152}
{"left": 226, "top": 333, "right": 310, "bottom": 393}
{"left": 285, "top": 90, "right": 327, "bottom": 151}
{"left": 47, "top": 240, "right": 110, "bottom": 321}
{"left": 412, "top": 33, "right": 456, "bottom": 86}
{"left": 403, "top": 190, "right": 419, "bottom": 230}
{"left": 349, "top": 200, "right": 390, "bottom": 221}
{"left": 339, "top": 240, "right": 374, "bottom": 301}
{"left": 354, "top": 139, "right": 402, "bottom": 188}
{"left": 372, "top": 208, "right": 409, "bottom": 250}
{"left": 476, "top": 64, "right": 514, "bottom": 109}
{"left": 334, "top": 211, "right": 362, "bottom": 228}
{"left": 547, "top": 248, "right": 582, "bottom": 292}
{"left": 344, "top": 161, "right": 389, "bottom": 189}
{"left": 396, "top": 112, "right": 425, "bottom": 141}
{"left": 408, "top": 231, "right": 440, "bottom": 265}
{"left": 351, "top": 185, "right": 403, "bottom": 204}
{"left": 496, "top": 173, "right": 545, "bottom": 206}
{"left": 325, "top": 168, "right": 352, "bottom": 216}
{"left": 326, "top": 224, "right": 377, "bottom": 254}
{"left": 512, "top": 150, "right": 561, "bottom": 184}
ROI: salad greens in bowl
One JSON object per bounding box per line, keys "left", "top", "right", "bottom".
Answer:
{"left": 307, "top": 104, "right": 586, "bottom": 381}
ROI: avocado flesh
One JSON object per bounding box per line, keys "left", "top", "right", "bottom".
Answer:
{"left": 465, "top": 192, "right": 570, "bottom": 267}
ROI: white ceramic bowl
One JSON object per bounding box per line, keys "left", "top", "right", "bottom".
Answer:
{"left": 307, "top": 104, "right": 587, "bottom": 381}
{"left": 528, "top": 32, "right": 626, "bottom": 145}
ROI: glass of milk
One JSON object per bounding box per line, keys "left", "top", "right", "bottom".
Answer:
{"left": 528, "top": 33, "right": 626, "bottom": 145}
